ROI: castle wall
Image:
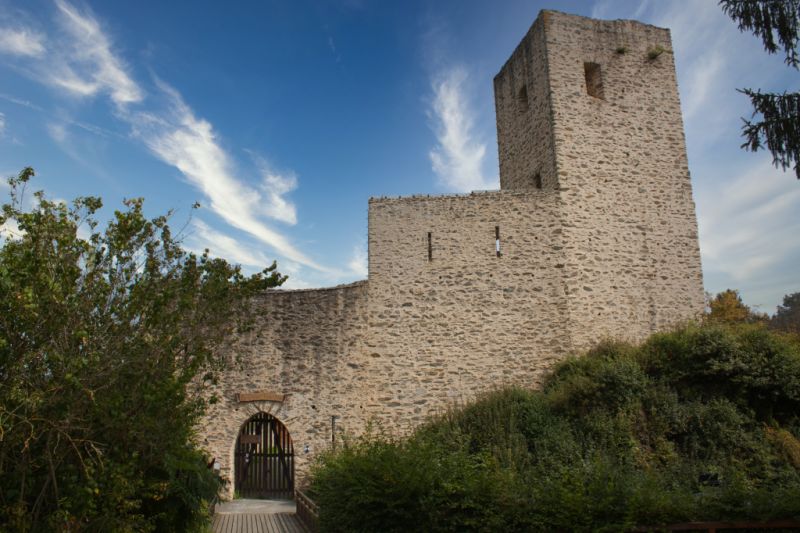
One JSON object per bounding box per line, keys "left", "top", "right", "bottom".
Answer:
{"left": 199, "top": 10, "right": 707, "bottom": 498}
{"left": 365, "top": 190, "right": 571, "bottom": 432}
{"left": 199, "top": 282, "right": 369, "bottom": 497}
{"left": 495, "top": 11, "right": 704, "bottom": 348}
{"left": 494, "top": 16, "right": 558, "bottom": 191}
{"left": 541, "top": 12, "right": 704, "bottom": 346}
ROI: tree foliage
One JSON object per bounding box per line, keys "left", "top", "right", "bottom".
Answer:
{"left": 719, "top": 0, "right": 800, "bottom": 178}
{"left": 0, "top": 168, "right": 286, "bottom": 531}
{"left": 721, "top": 0, "right": 800, "bottom": 66}
{"left": 771, "top": 291, "right": 800, "bottom": 334}
{"left": 310, "top": 324, "right": 800, "bottom": 532}
{"left": 706, "top": 288, "right": 767, "bottom": 324}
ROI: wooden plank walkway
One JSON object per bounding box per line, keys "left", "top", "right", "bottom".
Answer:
{"left": 212, "top": 512, "right": 307, "bottom": 533}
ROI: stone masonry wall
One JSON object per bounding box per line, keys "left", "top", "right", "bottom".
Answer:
{"left": 541, "top": 12, "right": 704, "bottom": 346}
{"left": 365, "top": 190, "right": 572, "bottom": 432}
{"left": 495, "top": 15, "right": 558, "bottom": 192}
{"left": 199, "top": 282, "right": 369, "bottom": 498}
{"left": 495, "top": 11, "right": 704, "bottom": 347}
{"left": 199, "top": 10, "right": 706, "bottom": 497}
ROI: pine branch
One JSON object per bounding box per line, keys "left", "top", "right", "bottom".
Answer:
{"left": 720, "top": 0, "right": 800, "bottom": 68}
{"left": 739, "top": 89, "right": 800, "bottom": 178}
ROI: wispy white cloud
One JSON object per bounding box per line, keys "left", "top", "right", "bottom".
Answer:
{"left": 0, "top": 3, "right": 142, "bottom": 106}
{"left": 428, "top": 66, "right": 497, "bottom": 192}
{"left": 280, "top": 260, "right": 313, "bottom": 289}
{"left": 187, "top": 218, "right": 274, "bottom": 268}
{"left": 0, "top": 92, "right": 119, "bottom": 139}
{"left": 128, "top": 80, "right": 323, "bottom": 270}
{"left": 49, "top": 0, "right": 142, "bottom": 106}
{"left": 591, "top": 1, "right": 612, "bottom": 20}
{"left": 45, "top": 120, "right": 110, "bottom": 177}
{"left": 53, "top": 0, "right": 324, "bottom": 271}
{"left": 651, "top": 2, "right": 731, "bottom": 126}
{"left": 631, "top": 0, "right": 652, "bottom": 20}
{"left": 0, "top": 217, "right": 23, "bottom": 241}
{"left": 250, "top": 153, "right": 298, "bottom": 225}
{"left": 0, "top": 112, "right": 5, "bottom": 136}
{"left": 697, "top": 160, "right": 800, "bottom": 285}
{"left": 46, "top": 122, "right": 67, "bottom": 143}
{"left": 591, "top": 0, "right": 651, "bottom": 20}
{"left": 327, "top": 35, "right": 342, "bottom": 63}
{"left": 261, "top": 173, "right": 297, "bottom": 225}
{"left": 348, "top": 241, "right": 368, "bottom": 277}
{"left": 0, "top": 27, "right": 45, "bottom": 57}
{"left": 0, "top": 92, "right": 45, "bottom": 111}
{"left": 2, "top": 1, "right": 327, "bottom": 274}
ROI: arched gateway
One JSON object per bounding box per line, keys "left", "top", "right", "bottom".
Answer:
{"left": 234, "top": 412, "right": 294, "bottom": 499}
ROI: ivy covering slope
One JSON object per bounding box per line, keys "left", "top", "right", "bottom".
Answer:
{"left": 310, "top": 324, "right": 800, "bottom": 532}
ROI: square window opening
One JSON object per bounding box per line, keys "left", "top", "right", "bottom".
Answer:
{"left": 584, "top": 62, "right": 604, "bottom": 99}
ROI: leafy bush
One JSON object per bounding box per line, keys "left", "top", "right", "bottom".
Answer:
{"left": 0, "top": 169, "right": 285, "bottom": 531}
{"left": 310, "top": 324, "right": 800, "bottom": 531}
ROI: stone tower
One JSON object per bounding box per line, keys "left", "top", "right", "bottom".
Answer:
{"left": 200, "top": 10, "right": 705, "bottom": 498}
{"left": 494, "top": 11, "right": 704, "bottom": 347}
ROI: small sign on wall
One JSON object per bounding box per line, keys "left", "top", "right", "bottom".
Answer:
{"left": 235, "top": 391, "right": 285, "bottom": 403}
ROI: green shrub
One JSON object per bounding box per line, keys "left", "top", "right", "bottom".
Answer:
{"left": 310, "top": 432, "right": 511, "bottom": 532}
{"left": 310, "top": 324, "right": 800, "bottom": 531}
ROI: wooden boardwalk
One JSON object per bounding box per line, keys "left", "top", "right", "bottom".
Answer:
{"left": 212, "top": 512, "right": 307, "bottom": 533}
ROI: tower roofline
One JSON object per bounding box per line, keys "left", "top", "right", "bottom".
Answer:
{"left": 494, "top": 9, "right": 672, "bottom": 81}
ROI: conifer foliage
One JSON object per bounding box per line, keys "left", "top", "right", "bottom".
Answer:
{"left": 719, "top": 0, "right": 800, "bottom": 178}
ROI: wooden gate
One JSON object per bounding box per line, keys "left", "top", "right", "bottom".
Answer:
{"left": 234, "top": 412, "right": 294, "bottom": 499}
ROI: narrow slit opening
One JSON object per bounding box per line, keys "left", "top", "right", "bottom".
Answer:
{"left": 427, "top": 232, "right": 432, "bottom": 261}
{"left": 518, "top": 85, "right": 529, "bottom": 112}
{"left": 495, "top": 226, "right": 501, "bottom": 257}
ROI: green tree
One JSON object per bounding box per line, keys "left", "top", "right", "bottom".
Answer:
{"left": 719, "top": 0, "right": 800, "bottom": 178}
{"left": 706, "top": 289, "right": 767, "bottom": 324}
{"left": 771, "top": 291, "right": 800, "bottom": 334}
{"left": 0, "top": 168, "right": 286, "bottom": 531}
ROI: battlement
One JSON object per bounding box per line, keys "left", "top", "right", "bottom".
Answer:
{"left": 367, "top": 187, "right": 554, "bottom": 207}
{"left": 258, "top": 280, "right": 367, "bottom": 297}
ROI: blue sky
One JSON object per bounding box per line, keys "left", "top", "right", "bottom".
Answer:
{"left": 0, "top": 0, "right": 797, "bottom": 313}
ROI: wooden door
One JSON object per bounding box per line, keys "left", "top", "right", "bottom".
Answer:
{"left": 234, "top": 412, "right": 294, "bottom": 499}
